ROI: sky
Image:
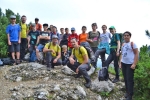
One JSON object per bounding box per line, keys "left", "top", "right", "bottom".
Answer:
{"left": 0, "top": 0, "right": 150, "bottom": 48}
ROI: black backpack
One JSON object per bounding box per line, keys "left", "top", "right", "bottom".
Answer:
{"left": 98, "top": 67, "right": 109, "bottom": 81}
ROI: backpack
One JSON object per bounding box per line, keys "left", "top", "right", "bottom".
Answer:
{"left": 88, "top": 31, "right": 100, "bottom": 40}
{"left": 98, "top": 67, "right": 109, "bottom": 81}
{"left": 114, "top": 33, "right": 124, "bottom": 46}
{"left": 19, "top": 22, "right": 28, "bottom": 31}
{"left": 29, "top": 50, "right": 37, "bottom": 62}
{"left": 1, "top": 58, "right": 13, "bottom": 65}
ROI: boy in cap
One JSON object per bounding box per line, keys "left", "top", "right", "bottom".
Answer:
{"left": 36, "top": 23, "right": 50, "bottom": 62}
{"left": 43, "top": 35, "right": 62, "bottom": 71}
{"left": 6, "top": 15, "right": 21, "bottom": 65}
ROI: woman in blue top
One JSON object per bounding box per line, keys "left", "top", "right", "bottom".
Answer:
{"left": 93, "top": 25, "right": 111, "bottom": 68}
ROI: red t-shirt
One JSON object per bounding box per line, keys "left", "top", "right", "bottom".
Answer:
{"left": 68, "top": 33, "right": 79, "bottom": 48}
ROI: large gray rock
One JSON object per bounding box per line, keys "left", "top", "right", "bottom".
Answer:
{"left": 39, "top": 52, "right": 44, "bottom": 60}
{"left": 24, "top": 53, "right": 30, "bottom": 60}
{"left": 61, "top": 65, "right": 75, "bottom": 75}
{"left": 75, "top": 86, "right": 86, "bottom": 98}
{"left": 91, "top": 78, "right": 115, "bottom": 93}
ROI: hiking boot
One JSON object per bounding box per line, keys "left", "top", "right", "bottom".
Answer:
{"left": 124, "top": 93, "right": 128, "bottom": 98}
{"left": 16, "top": 59, "right": 21, "bottom": 65}
{"left": 126, "top": 96, "right": 132, "bottom": 100}
{"left": 74, "top": 73, "right": 82, "bottom": 78}
{"left": 84, "top": 81, "right": 91, "bottom": 88}
{"left": 112, "top": 78, "right": 119, "bottom": 83}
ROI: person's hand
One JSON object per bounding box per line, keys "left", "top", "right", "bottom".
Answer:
{"left": 18, "top": 39, "right": 21, "bottom": 43}
{"left": 131, "top": 64, "right": 136, "bottom": 69}
{"left": 116, "top": 52, "right": 120, "bottom": 56}
{"left": 89, "top": 39, "right": 93, "bottom": 43}
{"left": 70, "top": 58, "right": 75, "bottom": 65}
{"left": 51, "top": 49, "right": 56, "bottom": 54}
{"left": 53, "top": 58, "right": 57, "bottom": 63}
{"left": 76, "top": 67, "right": 79, "bottom": 74}
{"left": 119, "top": 63, "right": 122, "bottom": 68}
{"left": 28, "top": 44, "right": 30, "bottom": 48}
{"left": 8, "top": 41, "right": 11, "bottom": 45}
{"left": 35, "top": 46, "right": 37, "bottom": 49}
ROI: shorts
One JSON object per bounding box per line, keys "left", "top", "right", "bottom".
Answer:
{"left": 9, "top": 42, "right": 20, "bottom": 52}
{"left": 37, "top": 44, "right": 44, "bottom": 52}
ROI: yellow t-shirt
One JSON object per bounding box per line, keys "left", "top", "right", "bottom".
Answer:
{"left": 72, "top": 46, "right": 88, "bottom": 63}
{"left": 44, "top": 42, "right": 61, "bottom": 57}
{"left": 21, "top": 23, "right": 28, "bottom": 38}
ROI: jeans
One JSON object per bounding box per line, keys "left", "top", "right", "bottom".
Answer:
{"left": 46, "top": 52, "right": 62, "bottom": 68}
{"left": 20, "top": 38, "right": 27, "bottom": 59}
{"left": 37, "top": 44, "right": 44, "bottom": 52}
{"left": 122, "top": 62, "right": 134, "bottom": 96}
{"left": 104, "top": 50, "right": 119, "bottom": 78}
{"left": 67, "top": 62, "right": 91, "bottom": 82}
{"left": 94, "top": 49, "right": 106, "bottom": 67}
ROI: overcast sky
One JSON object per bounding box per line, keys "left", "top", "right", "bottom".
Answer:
{"left": 0, "top": 0, "right": 150, "bottom": 48}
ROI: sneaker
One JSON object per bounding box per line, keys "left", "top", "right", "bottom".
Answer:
{"left": 112, "top": 78, "right": 119, "bottom": 83}
{"left": 16, "top": 59, "right": 21, "bottom": 65}
{"left": 84, "top": 81, "right": 91, "bottom": 88}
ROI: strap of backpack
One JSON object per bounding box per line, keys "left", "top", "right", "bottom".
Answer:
{"left": 131, "top": 42, "right": 136, "bottom": 54}
{"left": 48, "top": 42, "right": 51, "bottom": 49}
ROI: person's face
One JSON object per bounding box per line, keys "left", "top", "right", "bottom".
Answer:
{"left": 82, "top": 28, "right": 86, "bottom": 33}
{"left": 102, "top": 26, "right": 107, "bottom": 31}
{"left": 43, "top": 26, "right": 48, "bottom": 30}
{"left": 71, "top": 30, "right": 75, "bottom": 34}
{"left": 92, "top": 25, "right": 97, "bottom": 30}
{"left": 109, "top": 28, "right": 115, "bottom": 34}
{"left": 124, "top": 33, "right": 131, "bottom": 42}
{"left": 10, "top": 18, "right": 16, "bottom": 23}
{"left": 71, "top": 39, "right": 78, "bottom": 48}
{"left": 47, "top": 30, "right": 51, "bottom": 33}
{"left": 60, "top": 29, "right": 64, "bottom": 33}
{"left": 52, "top": 38, "right": 58, "bottom": 44}
{"left": 53, "top": 27, "right": 57, "bottom": 32}
{"left": 65, "top": 29, "right": 69, "bottom": 33}
{"left": 35, "top": 20, "right": 38, "bottom": 24}
{"left": 62, "top": 48, "right": 67, "bottom": 52}
{"left": 21, "top": 17, "right": 26, "bottom": 23}
{"left": 32, "top": 26, "right": 36, "bottom": 30}
{"left": 50, "top": 25, "right": 53, "bottom": 28}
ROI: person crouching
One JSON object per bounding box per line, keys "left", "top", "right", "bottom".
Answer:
{"left": 61, "top": 45, "right": 70, "bottom": 66}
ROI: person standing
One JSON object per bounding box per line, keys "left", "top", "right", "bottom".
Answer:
{"left": 30, "top": 18, "right": 42, "bottom": 32}
{"left": 87, "top": 23, "right": 100, "bottom": 53}
{"left": 20, "top": 15, "right": 28, "bottom": 61}
{"left": 60, "top": 28, "right": 70, "bottom": 47}
{"left": 60, "top": 28, "right": 64, "bottom": 41}
{"left": 6, "top": 15, "right": 21, "bottom": 65}
{"left": 79, "top": 26, "right": 88, "bottom": 44}
{"left": 50, "top": 26, "right": 60, "bottom": 42}
{"left": 119, "top": 31, "right": 138, "bottom": 100}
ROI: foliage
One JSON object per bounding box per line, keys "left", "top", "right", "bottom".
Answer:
{"left": 0, "top": 8, "right": 20, "bottom": 57}
{"left": 133, "top": 45, "right": 150, "bottom": 100}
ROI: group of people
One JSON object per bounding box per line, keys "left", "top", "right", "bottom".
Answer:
{"left": 5, "top": 15, "right": 139, "bottom": 100}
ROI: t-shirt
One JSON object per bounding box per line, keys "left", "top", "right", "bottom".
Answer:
{"left": 68, "top": 33, "right": 79, "bottom": 48}
{"left": 60, "top": 33, "right": 64, "bottom": 40}
{"left": 100, "top": 32, "right": 111, "bottom": 43}
{"left": 121, "top": 42, "right": 138, "bottom": 64}
{"left": 6, "top": 24, "right": 21, "bottom": 42}
{"left": 88, "top": 31, "right": 100, "bottom": 47}
{"left": 20, "top": 22, "right": 28, "bottom": 38}
{"left": 50, "top": 32, "right": 60, "bottom": 41}
{"left": 110, "top": 33, "right": 120, "bottom": 51}
{"left": 44, "top": 42, "right": 61, "bottom": 57}
{"left": 72, "top": 46, "right": 88, "bottom": 63}
{"left": 39, "top": 31, "right": 50, "bottom": 45}
{"left": 79, "top": 33, "right": 88, "bottom": 43}
{"left": 30, "top": 23, "right": 42, "bottom": 31}
{"left": 60, "top": 33, "right": 70, "bottom": 46}
{"left": 28, "top": 31, "right": 39, "bottom": 45}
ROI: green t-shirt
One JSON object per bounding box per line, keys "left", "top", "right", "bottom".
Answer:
{"left": 110, "top": 33, "right": 120, "bottom": 51}
{"left": 88, "top": 31, "right": 100, "bottom": 47}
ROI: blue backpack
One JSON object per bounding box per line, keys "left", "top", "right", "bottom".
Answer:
{"left": 29, "top": 50, "right": 37, "bottom": 62}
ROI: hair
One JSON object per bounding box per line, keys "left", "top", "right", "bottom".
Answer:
{"left": 53, "top": 26, "right": 57, "bottom": 29}
{"left": 60, "top": 28, "right": 64, "bottom": 30}
{"left": 21, "top": 15, "right": 26, "bottom": 19}
{"left": 65, "top": 28, "right": 68, "bottom": 30}
{"left": 71, "top": 38, "right": 77, "bottom": 42}
{"left": 47, "top": 28, "right": 51, "bottom": 31}
{"left": 123, "top": 31, "right": 132, "bottom": 37}
{"left": 62, "top": 45, "right": 67, "bottom": 49}
{"left": 102, "top": 25, "right": 107, "bottom": 28}
{"left": 82, "top": 26, "right": 87, "bottom": 29}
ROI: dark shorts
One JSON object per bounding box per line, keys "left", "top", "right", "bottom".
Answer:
{"left": 9, "top": 42, "right": 20, "bottom": 52}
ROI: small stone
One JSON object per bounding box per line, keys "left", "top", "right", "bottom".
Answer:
{"left": 43, "top": 77, "right": 49, "bottom": 81}
{"left": 54, "top": 84, "right": 61, "bottom": 91}
{"left": 16, "top": 77, "right": 22, "bottom": 82}
{"left": 63, "top": 78, "right": 70, "bottom": 82}
{"left": 97, "top": 95, "right": 102, "bottom": 100}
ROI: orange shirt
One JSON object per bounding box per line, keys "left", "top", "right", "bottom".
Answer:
{"left": 79, "top": 33, "right": 88, "bottom": 43}
{"left": 30, "top": 23, "right": 42, "bottom": 31}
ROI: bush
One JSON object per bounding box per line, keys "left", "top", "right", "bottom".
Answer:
{"left": 133, "top": 45, "right": 150, "bottom": 100}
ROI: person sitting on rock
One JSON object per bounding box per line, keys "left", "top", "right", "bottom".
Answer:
{"left": 43, "top": 35, "right": 62, "bottom": 71}
{"left": 61, "top": 45, "right": 70, "bottom": 66}
{"left": 67, "top": 38, "right": 91, "bottom": 88}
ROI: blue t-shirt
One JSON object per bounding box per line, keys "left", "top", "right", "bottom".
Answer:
{"left": 6, "top": 24, "right": 21, "bottom": 42}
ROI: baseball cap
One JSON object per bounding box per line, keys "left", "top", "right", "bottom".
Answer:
{"left": 31, "top": 23, "right": 36, "bottom": 27}
{"left": 71, "top": 27, "right": 75, "bottom": 31}
{"left": 109, "top": 26, "right": 115, "bottom": 29}
{"left": 43, "top": 23, "right": 48, "bottom": 27}
{"left": 10, "top": 15, "right": 16, "bottom": 19}
{"left": 52, "top": 35, "right": 58, "bottom": 39}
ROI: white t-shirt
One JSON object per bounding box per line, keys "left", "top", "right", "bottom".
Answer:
{"left": 121, "top": 42, "right": 138, "bottom": 64}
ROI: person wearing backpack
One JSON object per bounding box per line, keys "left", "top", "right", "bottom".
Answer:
{"left": 93, "top": 25, "right": 112, "bottom": 68}
{"left": 27, "top": 23, "right": 40, "bottom": 62}
{"left": 67, "top": 38, "right": 91, "bottom": 88}
{"left": 50, "top": 26, "right": 60, "bottom": 42}
{"left": 6, "top": 15, "right": 21, "bottom": 65}
{"left": 30, "top": 18, "right": 42, "bottom": 32}
{"left": 79, "top": 26, "right": 88, "bottom": 44}
{"left": 87, "top": 23, "right": 100, "bottom": 53}
{"left": 104, "top": 26, "right": 120, "bottom": 83}
{"left": 20, "top": 15, "right": 29, "bottom": 61}
{"left": 36, "top": 23, "right": 50, "bottom": 62}
{"left": 43, "top": 35, "right": 62, "bottom": 71}
{"left": 119, "top": 31, "right": 138, "bottom": 100}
